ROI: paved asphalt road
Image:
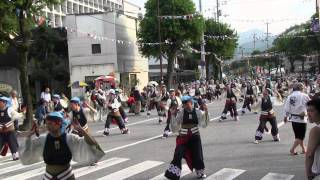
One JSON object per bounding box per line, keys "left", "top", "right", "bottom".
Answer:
{"left": 0, "top": 99, "right": 312, "bottom": 180}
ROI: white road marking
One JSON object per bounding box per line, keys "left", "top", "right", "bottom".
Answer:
{"left": 206, "top": 168, "right": 246, "bottom": 180}
{"left": 104, "top": 135, "right": 162, "bottom": 153}
{"left": 0, "top": 159, "right": 19, "bottom": 167}
{"left": 96, "top": 117, "right": 158, "bottom": 133}
{"left": 97, "top": 160, "right": 163, "bottom": 180}
{"left": 210, "top": 108, "right": 242, "bottom": 122}
{"left": 277, "top": 121, "right": 285, "bottom": 128}
{"left": 0, "top": 161, "right": 43, "bottom": 176}
{"left": 260, "top": 172, "right": 294, "bottom": 180}
{"left": 2, "top": 166, "right": 45, "bottom": 180}
{"left": 74, "top": 157, "right": 129, "bottom": 178}
{"left": 2, "top": 162, "right": 76, "bottom": 180}
{"left": 103, "top": 108, "right": 286, "bottom": 154}
{"left": 150, "top": 164, "right": 191, "bottom": 180}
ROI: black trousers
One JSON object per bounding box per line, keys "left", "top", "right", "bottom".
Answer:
{"left": 104, "top": 114, "right": 126, "bottom": 129}
{"left": 222, "top": 102, "right": 238, "bottom": 117}
{"left": 164, "top": 111, "right": 171, "bottom": 131}
{"left": 214, "top": 90, "right": 221, "bottom": 98}
{"left": 148, "top": 100, "right": 159, "bottom": 111}
{"left": 0, "top": 131, "right": 18, "bottom": 154}
{"left": 165, "top": 134, "right": 205, "bottom": 180}
{"left": 242, "top": 97, "right": 254, "bottom": 111}
{"left": 255, "top": 115, "right": 278, "bottom": 140}
{"left": 119, "top": 107, "right": 127, "bottom": 120}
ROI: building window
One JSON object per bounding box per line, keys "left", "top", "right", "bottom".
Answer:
{"left": 130, "top": 74, "right": 137, "bottom": 86}
{"left": 92, "top": 44, "right": 101, "bottom": 54}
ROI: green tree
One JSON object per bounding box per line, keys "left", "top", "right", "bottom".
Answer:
{"left": 137, "top": 0, "right": 204, "bottom": 88}
{"left": 0, "top": 0, "right": 61, "bottom": 129}
{"left": 205, "top": 19, "right": 237, "bottom": 79}
{"left": 272, "top": 21, "right": 320, "bottom": 73}
{"left": 192, "top": 19, "right": 238, "bottom": 79}
{"left": 30, "top": 26, "right": 68, "bottom": 83}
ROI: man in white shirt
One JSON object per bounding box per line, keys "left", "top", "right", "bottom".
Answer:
{"left": 284, "top": 82, "right": 311, "bottom": 155}
{"left": 10, "top": 90, "right": 19, "bottom": 112}
{"left": 40, "top": 87, "right": 51, "bottom": 103}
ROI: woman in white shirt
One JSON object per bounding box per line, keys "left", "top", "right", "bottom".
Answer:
{"left": 41, "top": 87, "right": 51, "bottom": 103}
{"left": 305, "top": 99, "right": 320, "bottom": 180}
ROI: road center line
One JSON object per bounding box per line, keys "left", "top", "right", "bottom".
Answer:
{"left": 96, "top": 117, "right": 158, "bottom": 133}
{"left": 103, "top": 107, "right": 286, "bottom": 154}
{"left": 104, "top": 112, "right": 237, "bottom": 154}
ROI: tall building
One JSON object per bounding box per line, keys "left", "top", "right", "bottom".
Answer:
{"left": 66, "top": 11, "right": 148, "bottom": 97}
{"left": 43, "top": 0, "right": 140, "bottom": 27}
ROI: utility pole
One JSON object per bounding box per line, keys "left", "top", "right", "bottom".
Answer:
{"left": 317, "top": 0, "right": 320, "bottom": 24}
{"left": 253, "top": 33, "right": 256, "bottom": 51}
{"left": 216, "top": 0, "right": 220, "bottom": 22}
{"left": 266, "top": 21, "right": 269, "bottom": 49}
{"left": 199, "top": 0, "right": 206, "bottom": 79}
{"left": 157, "top": 0, "right": 163, "bottom": 84}
{"left": 239, "top": 46, "right": 244, "bottom": 59}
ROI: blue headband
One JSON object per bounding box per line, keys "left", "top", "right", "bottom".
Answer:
{"left": 70, "top": 97, "right": 81, "bottom": 104}
{"left": 46, "top": 112, "right": 64, "bottom": 121}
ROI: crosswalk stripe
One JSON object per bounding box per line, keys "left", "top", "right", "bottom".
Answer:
{"left": 74, "top": 157, "right": 129, "bottom": 178}
{"left": 206, "top": 168, "right": 246, "bottom": 180}
{"left": 150, "top": 164, "right": 191, "bottom": 180}
{"left": 2, "top": 166, "right": 45, "bottom": 180}
{"left": 0, "top": 160, "right": 20, "bottom": 167}
{"left": 97, "top": 160, "right": 164, "bottom": 180}
{"left": 0, "top": 161, "right": 43, "bottom": 176}
{"left": 2, "top": 158, "right": 127, "bottom": 180}
{"left": 261, "top": 173, "right": 294, "bottom": 180}
{"left": 2, "top": 162, "right": 76, "bottom": 180}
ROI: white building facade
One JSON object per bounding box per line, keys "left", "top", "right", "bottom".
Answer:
{"left": 43, "top": 0, "right": 139, "bottom": 27}
{"left": 66, "top": 11, "right": 148, "bottom": 96}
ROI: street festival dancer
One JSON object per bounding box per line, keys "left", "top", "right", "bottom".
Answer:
{"left": 52, "top": 94, "right": 63, "bottom": 112}
{"left": 284, "top": 83, "right": 310, "bottom": 155}
{"left": 115, "top": 89, "right": 129, "bottom": 123}
{"left": 68, "top": 97, "right": 90, "bottom": 135}
{"left": 103, "top": 89, "right": 129, "bottom": 136}
{"left": 158, "top": 86, "right": 170, "bottom": 124}
{"left": 164, "top": 96, "right": 209, "bottom": 179}
{"left": 254, "top": 88, "right": 280, "bottom": 144}
{"left": 241, "top": 82, "right": 255, "bottom": 114}
{"left": 19, "top": 112, "right": 105, "bottom": 180}
{"left": 0, "top": 96, "right": 22, "bottom": 160}
{"left": 147, "top": 84, "right": 160, "bottom": 116}
{"left": 163, "top": 89, "right": 182, "bottom": 138}
{"left": 220, "top": 84, "right": 239, "bottom": 121}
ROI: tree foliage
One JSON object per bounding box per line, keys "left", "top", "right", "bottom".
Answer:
{"left": 0, "top": 0, "right": 61, "bottom": 129}
{"left": 192, "top": 19, "right": 238, "bottom": 79}
{"left": 272, "top": 20, "right": 320, "bottom": 73}
{"left": 137, "top": 0, "right": 204, "bottom": 87}
{"left": 30, "top": 26, "right": 68, "bottom": 81}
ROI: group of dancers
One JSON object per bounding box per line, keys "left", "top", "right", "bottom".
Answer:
{"left": 0, "top": 74, "right": 320, "bottom": 179}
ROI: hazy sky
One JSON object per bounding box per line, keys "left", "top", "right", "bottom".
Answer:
{"left": 128, "top": 0, "right": 316, "bottom": 34}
